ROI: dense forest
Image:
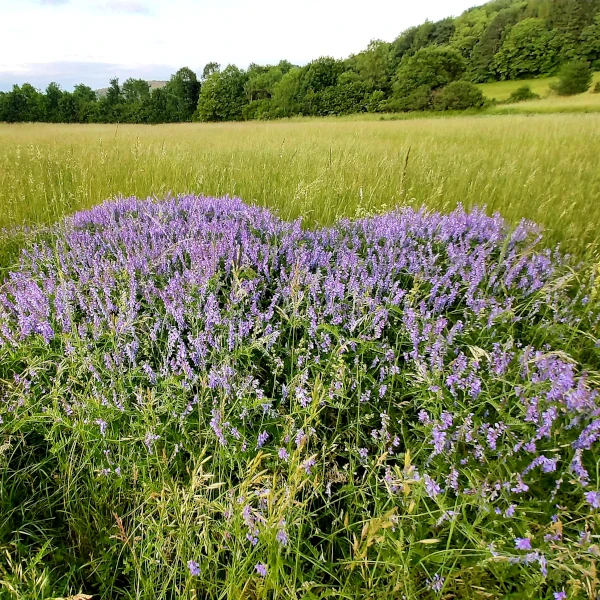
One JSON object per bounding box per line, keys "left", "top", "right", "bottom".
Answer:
{"left": 2, "top": 0, "right": 600, "bottom": 123}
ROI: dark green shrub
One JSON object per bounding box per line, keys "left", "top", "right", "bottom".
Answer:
{"left": 242, "top": 99, "right": 273, "bottom": 120}
{"left": 506, "top": 85, "right": 540, "bottom": 103}
{"left": 397, "top": 85, "right": 434, "bottom": 111}
{"left": 433, "top": 81, "right": 485, "bottom": 111}
{"left": 552, "top": 61, "right": 593, "bottom": 96}
{"left": 593, "top": 82, "right": 600, "bottom": 94}
{"left": 393, "top": 47, "right": 465, "bottom": 98}
{"left": 380, "top": 86, "right": 433, "bottom": 113}
{"left": 367, "top": 90, "right": 386, "bottom": 113}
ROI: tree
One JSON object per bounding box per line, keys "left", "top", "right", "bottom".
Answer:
{"left": 165, "top": 67, "right": 201, "bottom": 122}
{"left": 0, "top": 84, "right": 44, "bottom": 122}
{"left": 122, "top": 78, "right": 151, "bottom": 104}
{"left": 99, "top": 78, "right": 124, "bottom": 122}
{"left": 245, "top": 64, "right": 286, "bottom": 103}
{"left": 390, "top": 26, "right": 420, "bottom": 66}
{"left": 433, "top": 81, "right": 485, "bottom": 110}
{"left": 120, "top": 79, "right": 151, "bottom": 123}
{"left": 195, "top": 65, "right": 248, "bottom": 122}
{"left": 72, "top": 84, "right": 98, "bottom": 122}
{"left": 202, "top": 62, "right": 220, "bottom": 80}
{"left": 542, "top": 0, "right": 597, "bottom": 38}
{"left": 450, "top": 4, "right": 497, "bottom": 60}
{"left": 552, "top": 60, "right": 593, "bottom": 95}
{"left": 385, "top": 85, "right": 434, "bottom": 112}
{"left": 308, "top": 81, "right": 373, "bottom": 116}
{"left": 493, "top": 18, "right": 565, "bottom": 79}
{"left": 347, "top": 40, "right": 393, "bottom": 92}
{"left": 393, "top": 46, "right": 466, "bottom": 98}
{"left": 469, "top": 6, "right": 522, "bottom": 82}
{"left": 44, "top": 82, "right": 64, "bottom": 122}
{"left": 303, "top": 57, "right": 344, "bottom": 93}
{"left": 580, "top": 15, "right": 600, "bottom": 70}
{"left": 148, "top": 87, "right": 168, "bottom": 124}
{"left": 58, "top": 92, "right": 78, "bottom": 123}
{"left": 270, "top": 67, "right": 305, "bottom": 117}
{"left": 2, "top": 0, "right": 600, "bottom": 124}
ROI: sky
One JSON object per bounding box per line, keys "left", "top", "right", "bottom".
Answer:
{"left": 0, "top": 0, "right": 481, "bottom": 92}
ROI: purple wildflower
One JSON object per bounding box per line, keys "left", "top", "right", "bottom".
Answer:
{"left": 255, "top": 563, "right": 267, "bottom": 577}
{"left": 585, "top": 491, "right": 600, "bottom": 509}
{"left": 302, "top": 458, "right": 316, "bottom": 474}
{"left": 276, "top": 520, "right": 289, "bottom": 546}
{"left": 426, "top": 573, "right": 445, "bottom": 593}
{"left": 423, "top": 474, "right": 442, "bottom": 498}
{"left": 187, "top": 560, "right": 201, "bottom": 576}
{"left": 256, "top": 431, "right": 269, "bottom": 449}
{"left": 514, "top": 537, "right": 532, "bottom": 550}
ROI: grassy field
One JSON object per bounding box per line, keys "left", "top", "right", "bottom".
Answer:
{"left": 2, "top": 116, "right": 600, "bottom": 599}
{"left": 492, "top": 90, "right": 600, "bottom": 113}
{"left": 477, "top": 71, "right": 600, "bottom": 101}
{"left": 1, "top": 114, "right": 600, "bottom": 266}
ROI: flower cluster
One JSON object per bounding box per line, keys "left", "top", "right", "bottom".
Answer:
{"left": 1, "top": 195, "right": 598, "bottom": 596}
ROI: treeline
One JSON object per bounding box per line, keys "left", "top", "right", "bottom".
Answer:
{"left": 2, "top": 0, "right": 600, "bottom": 123}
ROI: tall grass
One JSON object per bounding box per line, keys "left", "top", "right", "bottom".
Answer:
{"left": 1, "top": 117, "right": 600, "bottom": 599}
{"left": 477, "top": 71, "right": 600, "bottom": 101}
{"left": 1, "top": 115, "right": 599, "bottom": 262}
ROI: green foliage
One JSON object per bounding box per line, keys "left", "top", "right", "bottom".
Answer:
{"left": 99, "top": 78, "right": 124, "bottom": 122}
{"left": 367, "top": 89, "right": 386, "bottom": 112}
{"left": 121, "top": 78, "right": 151, "bottom": 123}
{"left": 202, "top": 62, "right": 221, "bottom": 80}
{"left": 506, "top": 84, "right": 541, "bottom": 102}
{"left": 195, "top": 65, "right": 248, "bottom": 122}
{"left": 72, "top": 84, "right": 98, "bottom": 123}
{"left": 164, "top": 67, "right": 201, "bottom": 122}
{"left": 270, "top": 68, "right": 306, "bottom": 117}
{"left": 346, "top": 40, "right": 394, "bottom": 92}
{"left": 552, "top": 60, "right": 593, "bottom": 95}
{"left": 393, "top": 47, "right": 466, "bottom": 99}
{"left": 303, "top": 57, "right": 344, "bottom": 93}
{"left": 1, "top": 193, "right": 600, "bottom": 598}
{"left": 385, "top": 85, "right": 433, "bottom": 112}
{"left": 308, "top": 81, "right": 373, "bottom": 116}
{"left": 391, "top": 19, "right": 457, "bottom": 66}
{"left": 594, "top": 81, "right": 600, "bottom": 93}
{"left": 44, "top": 82, "right": 64, "bottom": 123}
{"left": 433, "top": 81, "right": 485, "bottom": 110}
{"left": 493, "top": 18, "right": 565, "bottom": 79}
{"left": 580, "top": 15, "right": 600, "bottom": 70}
{"left": 147, "top": 87, "right": 168, "bottom": 124}
{"left": 245, "top": 63, "right": 289, "bottom": 103}
{"left": 468, "top": 5, "right": 524, "bottom": 82}
{"left": 450, "top": 3, "right": 498, "bottom": 61}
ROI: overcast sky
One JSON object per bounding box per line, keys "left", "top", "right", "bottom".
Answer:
{"left": 0, "top": 0, "right": 480, "bottom": 91}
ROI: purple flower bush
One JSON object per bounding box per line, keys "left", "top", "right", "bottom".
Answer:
{"left": 1, "top": 195, "right": 599, "bottom": 598}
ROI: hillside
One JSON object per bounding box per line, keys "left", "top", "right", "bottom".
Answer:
{"left": 1, "top": 0, "right": 600, "bottom": 123}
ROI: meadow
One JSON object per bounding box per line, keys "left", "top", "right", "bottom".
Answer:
{"left": 1, "top": 114, "right": 600, "bottom": 264}
{"left": 477, "top": 72, "right": 600, "bottom": 101}
{"left": 1, "top": 115, "right": 600, "bottom": 600}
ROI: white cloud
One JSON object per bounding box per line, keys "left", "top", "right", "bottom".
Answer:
{"left": 0, "top": 0, "right": 481, "bottom": 91}
{"left": 103, "top": 1, "right": 152, "bottom": 15}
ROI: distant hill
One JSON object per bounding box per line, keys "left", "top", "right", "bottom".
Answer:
{"left": 95, "top": 80, "right": 168, "bottom": 98}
